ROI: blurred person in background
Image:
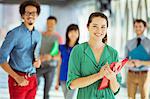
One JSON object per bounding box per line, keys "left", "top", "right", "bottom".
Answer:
{"left": 55, "top": 24, "right": 80, "bottom": 99}
{"left": 36, "top": 16, "right": 63, "bottom": 99}
{"left": 125, "top": 19, "right": 150, "bottom": 99}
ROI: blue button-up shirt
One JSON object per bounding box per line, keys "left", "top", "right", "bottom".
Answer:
{"left": 0, "top": 23, "right": 42, "bottom": 73}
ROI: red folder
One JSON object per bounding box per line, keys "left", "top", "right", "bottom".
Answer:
{"left": 98, "top": 58, "right": 128, "bottom": 90}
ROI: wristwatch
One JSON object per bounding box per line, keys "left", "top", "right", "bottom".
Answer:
{"left": 132, "top": 61, "right": 136, "bottom": 67}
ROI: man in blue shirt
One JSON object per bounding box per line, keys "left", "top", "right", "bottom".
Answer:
{"left": 125, "top": 19, "right": 150, "bottom": 99}
{"left": 0, "top": 1, "right": 41, "bottom": 99}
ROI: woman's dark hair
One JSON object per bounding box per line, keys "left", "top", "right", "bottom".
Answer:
{"left": 65, "top": 24, "right": 80, "bottom": 48}
{"left": 87, "top": 12, "right": 108, "bottom": 43}
{"left": 19, "top": 0, "right": 41, "bottom": 16}
{"left": 47, "top": 16, "right": 57, "bottom": 23}
{"left": 133, "top": 19, "right": 147, "bottom": 27}
{"left": 102, "top": 34, "right": 107, "bottom": 43}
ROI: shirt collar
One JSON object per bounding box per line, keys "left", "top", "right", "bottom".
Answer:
{"left": 84, "top": 42, "right": 110, "bottom": 66}
{"left": 21, "top": 23, "right": 35, "bottom": 32}
{"left": 136, "top": 35, "right": 145, "bottom": 41}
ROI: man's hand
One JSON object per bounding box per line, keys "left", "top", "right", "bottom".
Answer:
{"left": 33, "top": 58, "right": 41, "bottom": 68}
{"left": 52, "top": 52, "right": 61, "bottom": 61}
{"left": 44, "top": 54, "right": 52, "bottom": 61}
{"left": 132, "top": 60, "right": 143, "bottom": 67}
{"left": 126, "top": 60, "right": 135, "bottom": 67}
{"left": 15, "top": 75, "right": 29, "bottom": 86}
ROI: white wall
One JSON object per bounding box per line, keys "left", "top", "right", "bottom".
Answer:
{"left": 49, "top": 0, "right": 97, "bottom": 43}
{"left": 0, "top": 1, "right": 97, "bottom": 44}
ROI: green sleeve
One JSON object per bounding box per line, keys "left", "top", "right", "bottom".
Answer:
{"left": 67, "top": 45, "right": 82, "bottom": 90}
{"left": 113, "top": 50, "right": 122, "bottom": 95}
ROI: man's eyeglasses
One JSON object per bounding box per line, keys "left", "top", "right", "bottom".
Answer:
{"left": 25, "top": 11, "right": 37, "bottom": 16}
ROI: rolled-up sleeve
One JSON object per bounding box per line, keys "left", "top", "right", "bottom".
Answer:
{"left": 113, "top": 50, "right": 122, "bottom": 95}
{"left": 113, "top": 51, "right": 122, "bottom": 84}
{"left": 0, "top": 31, "right": 16, "bottom": 64}
{"left": 67, "top": 45, "right": 82, "bottom": 90}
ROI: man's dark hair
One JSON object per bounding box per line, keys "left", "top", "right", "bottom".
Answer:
{"left": 134, "top": 19, "right": 147, "bottom": 27}
{"left": 47, "top": 16, "right": 57, "bottom": 23}
{"left": 19, "top": 0, "right": 41, "bottom": 16}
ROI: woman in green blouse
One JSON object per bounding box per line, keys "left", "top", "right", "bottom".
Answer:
{"left": 67, "top": 12, "right": 122, "bottom": 99}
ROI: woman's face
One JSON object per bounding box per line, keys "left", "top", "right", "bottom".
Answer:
{"left": 68, "top": 30, "right": 79, "bottom": 43}
{"left": 88, "top": 17, "right": 107, "bottom": 41}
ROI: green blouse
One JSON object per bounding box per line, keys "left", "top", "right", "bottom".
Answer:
{"left": 67, "top": 42, "right": 122, "bottom": 99}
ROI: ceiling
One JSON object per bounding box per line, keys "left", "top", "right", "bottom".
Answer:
{"left": 0, "top": 0, "right": 76, "bottom": 5}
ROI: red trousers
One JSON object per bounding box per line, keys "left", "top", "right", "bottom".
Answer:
{"left": 8, "top": 72, "right": 37, "bottom": 99}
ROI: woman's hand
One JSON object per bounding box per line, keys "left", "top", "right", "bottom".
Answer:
{"left": 113, "top": 62, "right": 122, "bottom": 72}
{"left": 104, "top": 65, "right": 116, "bottom": 81}
{"left": 103, "top": 65, "right": 120, "bottom": 93}
{"left": 105, "top": 66, "right": 120, "bottom": 93}
{"left": 98, "top": 63, "right": 109, "bottom": 79}
{"left": 55, "top": 81, "right": 59, "bottom": 91}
